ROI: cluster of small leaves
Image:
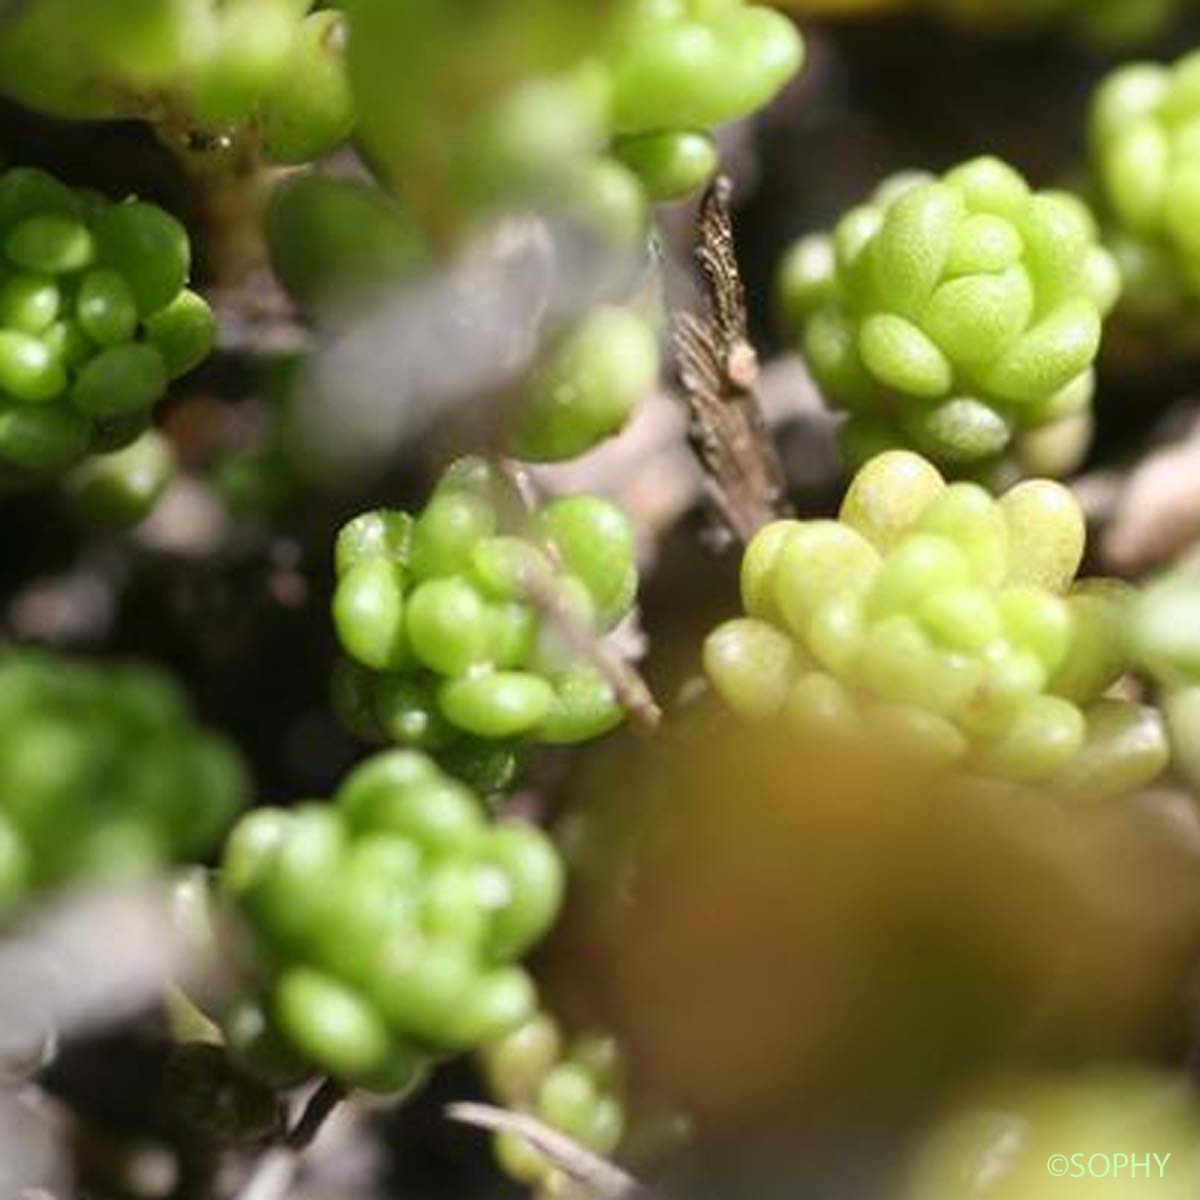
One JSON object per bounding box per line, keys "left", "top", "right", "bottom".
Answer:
{"left": 217, "top": 750, "right": 563, "bottom": 1090}
{"left": 0, "top": 0, "right": 354, "bottom": 165}
{"left": 268, "top": 1, "right": 805, "bottom": 464}
{"left": 1091, "top": 49, "right": 1200, "bottom": 328}
{"left": 0, "top": 166, "right": 212, "bottom": 488}
{"left": 0, "top": 648, "right": 247, "bottom": 916}
{"left": 332, "top": 457, "right": 638, "bottom": 789}
{"left": 481, "top": 1013, "right": 628, "bottom": 1194}
{"left": 604, "top": 0, "right": 805, "bottom": 205}
{"left": 705, "top": 450, "right": 1169, "bottom": 796}
{"left": 348, "top": 0, "right": 803, "bottom": 246}
{"left": 779, "top": 158, "right": 1119, "bottom": 476}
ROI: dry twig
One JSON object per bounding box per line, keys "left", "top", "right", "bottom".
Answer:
{"left": 493, "top": 459, "right": 663, "bottom": 733}
{"left": 446, "top": 1102, "right": 656, "bottom": 1200}
{"left": 520, "top": 568, "right": 662, "bottom": 733}
{"left": 670, "top": 177, "right": 788, "bottom": 545}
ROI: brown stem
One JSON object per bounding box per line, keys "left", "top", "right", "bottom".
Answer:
{"left": 520, "top": 568, "right": 662, "bottom": 735}
{"left": 492, "top": 458, "right": 662, "bottom": 734}
{"left": 446, "top": 1101, "right": 656, "bottom": 1200}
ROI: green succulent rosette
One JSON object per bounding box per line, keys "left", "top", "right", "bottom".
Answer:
{"left": 0, "top": 648, "right": 247, "bottom": 916}
{"left": 1090, "top": 50, "right": 1200, "bottom": 332}
{"left": 705, "top": 450, "right": 1168, "bottom": 797}
{"left": 217, "top": 749, "right": 563, "bottom": 1091}
{"left": 331, "top": 457, "right": 639, "bottom": 788}
{"left": 779, "top": 158, "right": 1119, "bottom": 476}
{"left": 349, "top": 0, "right": 802, "bottom": 239}
{"left": 0, "top": 166, "right": 212, "bottom": 481}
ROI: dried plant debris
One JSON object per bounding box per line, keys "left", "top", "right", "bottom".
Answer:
{"left": 670, "top": 177, "right": 789, "bottom": 546}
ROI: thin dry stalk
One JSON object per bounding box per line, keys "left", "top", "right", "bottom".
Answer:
{"left": 446, "top": 1101, "right": 656, "bottom": 1200}
{"left": 670, "top": 177, "right": 789, "bottom": 545}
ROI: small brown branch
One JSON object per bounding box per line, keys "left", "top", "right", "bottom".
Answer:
{"left": 493, "top": 458, "right": 662, "bottom": 734}
{"left": 670, "top": 176, "right": 789, "bottom": 545}
{"left": 522, "top": 569, "right": 662, "bottom": 734}
{"left": 446, "top": 1102, "right": 656, "bottom": 1200}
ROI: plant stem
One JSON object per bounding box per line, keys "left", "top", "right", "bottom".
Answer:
{"left": 446, "top": 1101, "right": 657, "bottom": 1200}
